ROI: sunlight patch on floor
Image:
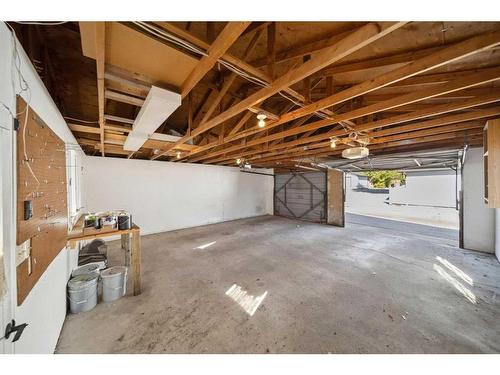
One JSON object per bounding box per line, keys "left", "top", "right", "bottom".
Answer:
{"left": 225, "top": 284, "right": 268, "bottom": 316}
{"left": 194, "top": 241, "right": 216, "bottom": 250}
{"left": 436, "top": 256, "right": 473, "bottom": 286}
{"left": 433, "top": 264, "right": 476, "bottom": 304}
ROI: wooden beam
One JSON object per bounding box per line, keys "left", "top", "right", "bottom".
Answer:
{"left": 261, "top": 29, "right": 500, "bottom": 138}
{"left": 68, "top": 123, "right": 101, "bottom": 134}
{"left": 267, "top": 22, "right": 276, "bottom": 80}
{"left": 302, "top": 55, "right": 311, "bottom": 102}
{"left": 95, "top": 22, "right": 106, "bottom": 156}
{"left": 293, "top": 29, "right": 500, "bottom": 117}
{"left": 248, "top": 129, "right": 484, "bottom": 166}
{"left": 180, "top": 22, "right": 250, "bottom": 98}
{"left": 105, "top": 90, "right": 145, "bottom": 107}
{"left": 247, "top": 113, "right": 493, "bottom": 164}
{"left": 241, "top": 22, "right": 270, "bottom": 36}
{"left": 104, "top": 124, "right": 132, "bottom": 133}
{"left": 191, "top": 70, "right": 500, "bottom": 163}
{"left": 180, "top": 28, "right": 500, "bottom": 162}
{"left": 187, "top": 92, "right": 193, "bottom": 136}
{"left": 227, "top": 111, "right": 254, "bottom": 137}
{"left": 104, "top": 114, "right": 134, "bottom": 124}
{"left": 153, "top": 22, "right": 406, "bottom": 160}
{"left": 313, "top": 44, "right": 444, "bottom": 78}
{"left": 208, "top": 117, "right": 485, "bottom": 166}
{"left": 198, "top": 29, "right": 263, "bottom": 127}
{"left": 250, "top": 27, "right": 358, "bottom": 68}
{"left": 156, "top": 21, "right": 273, "bottom": 87}
{"left": 104, "top": 70, "right": 151, "bottom": 96}
{"left": 218, "top": 102, "right": 498, "bottom": 165}
{"left": 149, "top": 22, "right": 348, "bottom": 132}
{"left": 191, "top": 22, "right": 404, "bottom": 138}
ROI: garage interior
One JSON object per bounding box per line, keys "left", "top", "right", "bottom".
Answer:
{"left": 1, "top": 20, "right": 500, "bottom": 355}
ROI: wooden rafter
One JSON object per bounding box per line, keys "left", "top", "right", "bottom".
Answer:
{"left": 242, "top": 118, "right": 489, "bottom": 165}
{"left": 237, "top": 29, "right": 500, "bottom": 144}
{"left": 152, "top": 22, "right": 407, "bottom": 160}
{"left": 248, "top": 128, "right": 485, "bottom": 167}
{"left": 95, "top": 22, "right": 106, "bottom": 156}
{"left": 189, "top": 69, "right": 500, "bottom": 163}
{"left": 267, "top": 22, "right": 276, "bottom": 80}
{"left": 182, "top": 31, "right": 500, "bottom": 163}
{"left": 54, "top": 22, "right": 499, "bottom": 163}
{"left": 180, "top": 22, "right": 251, "bottom": 98}
{"left": 250, "top": 26, "right": 359, "bottom": 68}
{"left": 197, "top": 29, "right": 263, "bottom": 129}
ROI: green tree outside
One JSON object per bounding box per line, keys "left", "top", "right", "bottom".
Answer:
{"left": 364, "top": 170, "right": 406, "bottom": 188}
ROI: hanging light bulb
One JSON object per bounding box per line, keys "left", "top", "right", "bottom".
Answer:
{"left": 176, "top": 151, "right": 181, "bottom": 159}
{"left": 257, "top": 112, "right": 267, "bottom": 128}
{"left": 330, "top": 138, "right": 338, "bottom": 149}
{"left": 236, "top": 158, "right": 242, "bottom": 165}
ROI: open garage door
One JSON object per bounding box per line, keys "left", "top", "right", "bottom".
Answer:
{"left": 274, "top": 172, "right": 327, "bottom": 223}
{"left": 323, "top": 148, "right": 463, "bottom": 241}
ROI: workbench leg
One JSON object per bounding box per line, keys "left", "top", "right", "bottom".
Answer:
{"left": 131, "top": 231, "right": 141, "bottom": 296}
{"left": 122, "top": 233, "right": 131, "bottom": 267}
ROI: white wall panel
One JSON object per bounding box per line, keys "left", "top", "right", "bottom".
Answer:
{"left": 82, "top": 157, "right": 273, "bottom": 235}
{"left": 0, "top": 23, "right": 83, "bottom": 353}
{"left": 463, "top": 147, "right": 495, "bottom": 253}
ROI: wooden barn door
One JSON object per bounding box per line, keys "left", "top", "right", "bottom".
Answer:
{"left": 274, "top": 172, "right": 327, "bottom": 223}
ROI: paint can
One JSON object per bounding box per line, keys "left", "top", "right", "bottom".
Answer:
{"left": 67, "top": 273, "right": 99, "bottom": 314}
{"left": 101, "top": 266, "right": 128, "bottom": 302}
{"left": 117, "top": 214, "right": 131, "bottom": 230}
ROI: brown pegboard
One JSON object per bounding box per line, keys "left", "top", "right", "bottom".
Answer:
{"left": 16, "top": 96, "right": 68, "bottom": 305}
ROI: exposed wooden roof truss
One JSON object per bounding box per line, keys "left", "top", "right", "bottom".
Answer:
{"left": 11, "top": 21, "right": 500, "bottom": 169}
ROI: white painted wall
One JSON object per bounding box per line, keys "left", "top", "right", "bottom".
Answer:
{"left": 82, "top": 156, "right": 274, "bottom": 235}
{"left": 390, "top": 169, "right": 457, "bottom": 208}
{"left": 462, "top": 147, "right": 495, "bottom": 253}
{"left": 0, "top": 23, "right": 83, "bottom": 353}
{"left": 347, "top": 173, "right": 368, "bottom": 189}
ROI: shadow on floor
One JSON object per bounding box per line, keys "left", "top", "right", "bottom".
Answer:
{"left": 346, "top": 213, "right": 459, "bottom": 241}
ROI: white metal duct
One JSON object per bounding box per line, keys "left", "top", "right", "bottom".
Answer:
{"left": 123, "top": 86, "right": 181, "bottom": 151}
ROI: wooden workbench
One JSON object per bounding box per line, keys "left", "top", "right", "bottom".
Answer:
{"left": 67, "top": 215, "right": 142, "bottom": 296}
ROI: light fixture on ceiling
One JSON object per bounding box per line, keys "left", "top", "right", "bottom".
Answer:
{"left": 236, "top": 158, "right": 242, "bottom": 165}
{"left": 342, "top": 146, "right": 369, "bottom": 159}
{"left": 330, "top": 137, "right": 338, "bottom": 149}
{"left": 176, "top": 151, "right": 181, "bottom": 159}
{"left": 153, "top": 149, "right": 160, "bottom": 155}
{"left": 257, "top": 112, "right": 267, "bottom": 128}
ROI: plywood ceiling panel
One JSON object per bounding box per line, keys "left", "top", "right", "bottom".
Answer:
{"left": 105, "top": 23, "right": 199, "bottom": 88}
{"left": 79, "top": 22, "right": 199, "bottom": 89}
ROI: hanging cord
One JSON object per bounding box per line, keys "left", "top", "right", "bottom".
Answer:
{"left": 0, "top": 22, "right": 32, "bottom": 127}
{"left": 63, "top": 116, "right": 99, "bottom": 124}
{"left": 21, "top": 105, "right": 41, "bottom": 199}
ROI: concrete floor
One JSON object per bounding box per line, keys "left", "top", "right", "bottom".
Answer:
{"left": 346, "top": 213, "right": 459, "bottom": 241}
{"left": 56, "top": 215, "right": 500, "bottom": 354}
